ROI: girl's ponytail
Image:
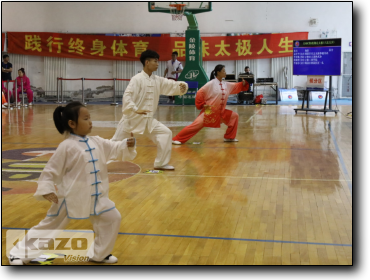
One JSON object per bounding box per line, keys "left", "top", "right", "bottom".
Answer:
{"left": 53, "top": 106, "right": 66, "bottom": 134}
{"left": 210, "top": 64, "right": 225, "bottom": 80}
{"left": 52, "top": 101, "right": 85, "bottom": 135}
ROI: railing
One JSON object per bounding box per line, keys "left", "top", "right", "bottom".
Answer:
{"left": 56, "top": 78, "right": 130, "bottom": 105}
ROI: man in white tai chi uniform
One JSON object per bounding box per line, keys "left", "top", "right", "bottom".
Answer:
{"left": 111, "top": 50, "right": 188, "bottom": 170}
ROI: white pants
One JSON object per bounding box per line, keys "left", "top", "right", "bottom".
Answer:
{"left": 112, "top": 121, "right": 172, "bottom": 168}
{"left": 10, "top": 203, "right": 121, "bottom": 262}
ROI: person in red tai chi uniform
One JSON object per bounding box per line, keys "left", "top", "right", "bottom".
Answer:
{"left": 172, "top": 64, "right": 249, "bottom": 144}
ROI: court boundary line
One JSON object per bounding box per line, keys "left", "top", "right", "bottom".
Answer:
{"left": 2, "top": 142, "right": 337, "bottom": 152}
{"left": 1, "top": 227, "right": 352, "bottom": 247}
{"left": 327, "top": 121, "right": 352, "bottom": 195}
{"left": 1, "top": 169, "right": 351, "bottom": 183}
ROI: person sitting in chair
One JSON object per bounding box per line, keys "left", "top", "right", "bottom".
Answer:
{"left": 243, "top": 66, "right": 254, "bottom": 92}
{"left": 13, "top": 68, "right": 33, "bottom": 106}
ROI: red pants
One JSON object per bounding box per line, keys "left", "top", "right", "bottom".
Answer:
{"left": 173, "top": 109, "right": 239, "bottom": 143}
{"left": 16, "top": 88, "right": 33, "bottom": 103}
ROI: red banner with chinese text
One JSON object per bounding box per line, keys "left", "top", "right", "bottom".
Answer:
{"left": 1, "top": 33, "right": 5, "bottom": 52}
{"left": 7, "top": 32, "right": 308, "bottom": 61}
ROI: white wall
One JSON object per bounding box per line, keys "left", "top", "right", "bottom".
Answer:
{"left": 2, "top": 2, "right": 352, "bottom": 95}
{"left": 2, "top": 2, "right": 352, "bottom": 52}
{"left": 66, "top": 58, "right": 114, "bottom": 91}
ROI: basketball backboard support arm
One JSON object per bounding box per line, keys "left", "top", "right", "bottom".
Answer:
{"left": 148, "top": 2, "right": 212, "bottom": 92}
{"left": 184, "top": 12, "right": 198, "bottom": 30}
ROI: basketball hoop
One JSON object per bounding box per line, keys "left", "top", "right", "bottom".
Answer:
{"left": 169, "top": 4, "right": 186, "bottom": 21}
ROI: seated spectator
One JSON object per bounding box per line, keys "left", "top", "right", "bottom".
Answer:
{"left": 243, "top": 66, "right": 254, "bottom": 92}
{"left": 13, "top": 68, "right": 33, "bottom": 106}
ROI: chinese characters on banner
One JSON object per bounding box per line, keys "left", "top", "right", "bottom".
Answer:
{"left": 7, "top": 32, "right": 308, "bottom": 61}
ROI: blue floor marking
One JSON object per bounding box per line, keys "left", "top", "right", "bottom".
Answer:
{"left": 327, "top": 121, "right": 352, "bottom": 195}
{"left": 2, "top": 227, "right": 352, "bottom": 247}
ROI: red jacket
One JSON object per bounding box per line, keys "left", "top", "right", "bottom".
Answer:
{"left": 13, "top": 75, "right": 31, "bottom": 91}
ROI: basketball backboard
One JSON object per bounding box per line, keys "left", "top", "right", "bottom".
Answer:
{"left": 148, "top": 2, "right": 212, "bottom": 14}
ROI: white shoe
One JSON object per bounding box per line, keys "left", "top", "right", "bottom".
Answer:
{"left": 172, "top": 140, "right": 182, "bottom": 145}
{"left": 154, "top": 164, "right": 175, "bottom": 171}
{"left": 28, "top": 102, "right": 33, "bottom": 106}
{"left": 102, "top": 254, "right": 118, "bottom": 264}
{"left": 9, "top": 255, "right": 27, "bottom": 265}
{"left": 2, "top": 104, "right": 7, "bottom": 108}
{"left": 172, "top": 100, "right": 175, "bottom": 104}
{"left": 167, "top": 99, "right": 170, "bottom": 103}
{"left": 90, "top": 254, "right": 118, "bottom": 264}
{"left": 224, "top": 138, "right": 239, "bottom": 142}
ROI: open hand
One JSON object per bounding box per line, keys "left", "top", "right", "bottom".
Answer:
{"left": 135, "top": 110, "right": 151, "bottom": 115}
{"left": 43, "top": 193, "right": 58, "bottom": 204}
{"left": 242, "top": 78, "right": 246, "bottom": 87}
{"left": 127, "top": 133, "right": 136, "bottom": 147}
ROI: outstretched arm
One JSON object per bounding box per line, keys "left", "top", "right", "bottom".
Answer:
{"left": 228, "top": 79, "right": 249, "bottom": 95}
{"left": 159, "top": 77, "right": 188, "bottom": 96}
{"left": 97, "top": 136, "right": 137, "bottom": 163}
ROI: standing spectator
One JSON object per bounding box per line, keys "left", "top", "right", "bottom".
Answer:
{"left": 14, "top": 68, "right": 33, "bottom": 106}
{"left": 2, "top": 54, "right": 12, "bottom": 82}
{"left": 163, "top": 51, "right": 183, "bottom": 103}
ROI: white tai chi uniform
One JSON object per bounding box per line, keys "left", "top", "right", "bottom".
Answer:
{"left": 112, "top": 70, "right": 188, "bottom": 168}
{"left": 165, "top": 59, "right": 183, "bottom": 80}
{"left": 10, "top": 133, "right": 136, "bottom": 262}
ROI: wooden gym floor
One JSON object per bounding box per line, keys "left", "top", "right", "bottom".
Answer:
{"left": 1, "top": 103, "right": 352, "bottom": 265}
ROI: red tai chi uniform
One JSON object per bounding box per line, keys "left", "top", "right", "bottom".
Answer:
{"left": 172, "top": 78, "right": 249, "bottom": 143}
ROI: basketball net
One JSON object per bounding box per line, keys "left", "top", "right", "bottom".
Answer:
{"left": 169, "top": 4, "right": 186, "bottom": 21}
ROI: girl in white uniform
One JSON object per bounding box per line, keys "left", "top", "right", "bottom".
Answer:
{"left": 9, "top": 101, "right": 136, "bottom": 265}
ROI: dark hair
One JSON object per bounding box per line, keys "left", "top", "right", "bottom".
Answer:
{"left": 172, "top": 51, "right": 178, "bottom": 56}
{"left": 53, "top": 101, "right": 86, "bottom": 135}
{"left": 245, "top": 66, "right": 250, "bottom": 70}
{"left": 18, "top": 68, "right": 25, "bottom": 75}
{"left": 3, "top": 54, "right": 9, "bottom": 59}
{"left": 210, "top": 64, "right": 225, "bottom": 80}
{"left": 140, "top": 50, "right": 160, "bottom": 66}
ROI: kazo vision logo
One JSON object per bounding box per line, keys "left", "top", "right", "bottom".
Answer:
{"left": 318, "top": 95, "right": 323, "bottom": 99}
{"left": 64, "top": 255, "right": 90, "bottom": 263}
{"left": 6, "top": 229, "right": 94, "bottom": 264}
{"left": 288, "top": 95, "right": 293, "bottom": 99}
{"left": 185, "top": 70, "right": 199, "bottom": 80}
